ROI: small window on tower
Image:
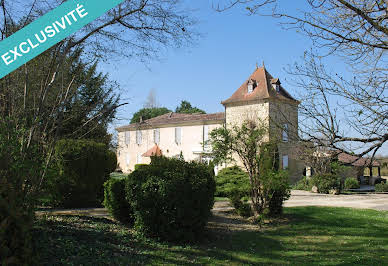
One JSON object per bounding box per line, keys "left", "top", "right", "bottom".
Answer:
{"left": 247, "top": 79, "right": 255, "bottom": 93}
{"left": 282, "top": 155, "right": 289, "bottom": 169}
{"left": 282, "top": 124, "right": 289, "bottom": 142}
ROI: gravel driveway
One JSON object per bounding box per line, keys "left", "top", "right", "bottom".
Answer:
{"left": 284, "top": 190, "right": 388, "bottom": 211}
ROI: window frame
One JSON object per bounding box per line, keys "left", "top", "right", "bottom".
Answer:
{"left": 136, "top": 130, "right": 142, "bottom": 145}
{"left": 175, "top": 127, "right": 182, "bottom": 145}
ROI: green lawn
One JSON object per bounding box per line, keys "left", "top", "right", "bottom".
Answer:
{"left": 33, "top": 207, "right": 388, "bottom": 265}
{"left": 110, "top": 172, "right": 128, "bottom": 179}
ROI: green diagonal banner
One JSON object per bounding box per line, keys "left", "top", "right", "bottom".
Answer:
{"left": 0, "top": 0, "right": 125, "bottom": 79}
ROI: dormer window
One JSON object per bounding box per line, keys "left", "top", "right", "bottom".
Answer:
{"left": 247, "top": 79, "right": 256, "bottom": 93}
{"left": 271, "top": 78, "right": 280, "bottom": 93}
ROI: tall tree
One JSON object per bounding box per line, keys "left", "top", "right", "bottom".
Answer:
{"left": 215, "top": 0, "right": 388, "bottom": 159}
{"left": 130, "top": 107, "right": 172, "bottom": 124}
{"left": 175, "top": 100, "right": 206, "bottom": 114}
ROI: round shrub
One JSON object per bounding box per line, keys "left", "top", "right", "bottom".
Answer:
{"left": 215, "top": 166, "right": 250, "bottom": 197}
{"left": 126, "top": 156, "right": 215, "bottom": 242}
{"left": 49, "top": 139, "right": 115, "bottom": 208}
{"left": 344, "top": 177, "right": 360, "bottom": 190}
{"left": 293, "top": 177, "right": 313, "bottom": 191}
{"left": 375, "top": 183, "right": 388, "bottom": 192}
{"left": 103, "top": 178, "right": 134, "bottom": 224}
{"left": 311, "top": 173, "right": 340, "bottom": 194}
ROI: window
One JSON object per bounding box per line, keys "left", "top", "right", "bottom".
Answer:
{"left": 203, "top": 125, "right": 209, "bottom": 143}
{"left": 137, "top": 154, "right": 142, "bottom": 164}
{"left": 247, "top": 79, "right": 255, "bottom": 93}
{"left": 175, "top": 127, "right": 182, "bottom": 145}
{"left": 125, "top": 131, "right": 130, "bottom": 145}
{"left": 136, "top": 130, "right": 142, "bottom": 145}
{"left": 282, "top": 123, "right": 289, "bottom": 142}
{"left": 154, "top": 128, "right": 160, "bottom": 144}
{"left": 282, "top": 155, "right": 289, "bottom": 169}
{"left": 126, "top": 154, "right": 130, "bottom": 166}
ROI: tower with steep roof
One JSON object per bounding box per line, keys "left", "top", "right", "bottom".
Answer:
{"left": 222, "top": 66, "right": 301, "bottom": 181}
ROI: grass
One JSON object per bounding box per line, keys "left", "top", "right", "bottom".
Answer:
{"left": 214, "top": 197, "right": 229, "bottom": 202}
{"left": 110, "top": 172, "right": 128, "bottom": 179}
{"left": 33, "top": 206, "right": 388, "bottom": 265}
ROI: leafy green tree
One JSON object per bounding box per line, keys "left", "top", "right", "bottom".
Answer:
{"left": 130, "top": 107, "right": 172, "bottom": 124}
{"left": 210, "top": 119, "right": 290, "bottom": 217}
{"left": 175, "top": 100, "right": 206, "bottom": 114}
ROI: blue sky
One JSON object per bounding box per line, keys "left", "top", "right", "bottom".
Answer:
{"left": 100, "top": 1, "right": 387, "bottom": 156}
{"left": 103, "top": 1, "right": 312, "bottom": 123}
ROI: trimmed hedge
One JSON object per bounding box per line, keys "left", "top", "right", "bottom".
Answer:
{"left": 134, "top": 164, "right": 148, "bottom": 170}
{"left": 311, "top": 173, "right": 340, "bottom": 194}
{"left": 48, "top": 139, "right": 117, "bottom": 208}
{"left": 126, "top": 156, "right": 215, "bottom": 242}
{"left": 375, "top": 183, "right": 388, "bottom": 192}
{"left": 103, "top": 178, "right": 134, "bottom": 224}
{"left": 344, "top": 177, "right": 360, "bottom": 190}
{"left": 293, "top": 176, "right": 313, "bottom": 191}
{"left": 215, "top": 166, "right": 250, "bottom": 197}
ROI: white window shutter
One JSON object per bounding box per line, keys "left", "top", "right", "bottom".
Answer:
{"left": 282, "top": 124, "right": 289, "bottom": 142}
{"left": 175, "top": 127, "right": 181, "bottom": 144}
{"left": 282, "top": 155, "right": 289, "bottom": 169}
{"left": 136, "top": 130, "right": 142, "bottom": 145}
{"left": 154, "top": 129, "right": 160, "bottom": 144}
{"left": 203, "top": 125, "right": 209, "bottom": 142}
{"left": 137, "top": 154, "right": 142, "bottom": 164}
{"left": 125, "top": 131, "right": 130, "bottom": 145}
{"left": 126, "top": 154, "right": 130, "bottom": 165}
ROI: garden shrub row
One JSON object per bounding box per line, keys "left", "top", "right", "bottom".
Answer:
{"left": 375, "top": 183, "right": 388, "bottom": 192}
{"left": 45, "top": 139, "right": 116, "bottom": 208}
{"left": 103, "top": 178, "right": 133, "bottom": 224}
{"left": 104, "top": 156, "right": 216, "bottom": 242}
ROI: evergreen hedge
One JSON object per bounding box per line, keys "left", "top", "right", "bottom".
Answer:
{"left": 126, "top": 156, "right": 215, "bottom": 242}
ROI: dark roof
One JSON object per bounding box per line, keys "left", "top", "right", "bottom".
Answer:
{"left": 337, "top": 153, "right": 380, "bottom": 167}
{"left": 221, "top": 66, "right": 298, "bottom": 105}
{"left": 116, "top": 112, "right": 225, "bottom": 131}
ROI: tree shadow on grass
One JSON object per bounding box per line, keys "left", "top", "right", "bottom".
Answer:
{"left": 34, "top": 207, "right": 388, "bottom": 265}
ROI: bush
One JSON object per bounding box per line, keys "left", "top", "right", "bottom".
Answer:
{"left": 375, "top": 183, "right": 388, "bottom": 192}
{"left": 0, "top": 121, "right": 38, "bottom": 265}
{"left": 48, "top": 139, "right": 116, "bottom": 208}
{"left": 126, "top": 156, "right": 215, "bottom": 242}
{"left": 293, "top": 177, "right": 313, "bottom": 191}
{"left": 262, "top": 170, "right": 291, "bottom": 216}
{"left": 0, "top": 181, "right": 35, "bottom": 265}
{"left": 134, "top": 164, "right": 148, "bottom": 170}
{"left": 311, "top": 173, "right": 340, "bottom": 194}
{"left": 344, "top": 177, "right": 360, "bottom": 190}
{"left": 103, "top": 178, "right": 134, "bottom": 224}
{"left": 215, "top": 166, "right": 250, "bottom": 197}
{"left": 228, "top": 189, "right": 252, "bottom": 217}
{"left": 259, "top": 143, "right": 290, "bottom": 216}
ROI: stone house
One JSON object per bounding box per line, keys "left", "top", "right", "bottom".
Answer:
{"left": 116, "top": 66, "right": 303, "bottom": 182}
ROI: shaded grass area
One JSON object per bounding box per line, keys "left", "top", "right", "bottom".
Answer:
{"left": 110, "top": 172, "right": 128, "bottom": 179}
{"left": 33, "top": 207, "right": 388, "bottom": 265}
{"left": 214, "top": 197, "right": 229, "bottom": 202}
